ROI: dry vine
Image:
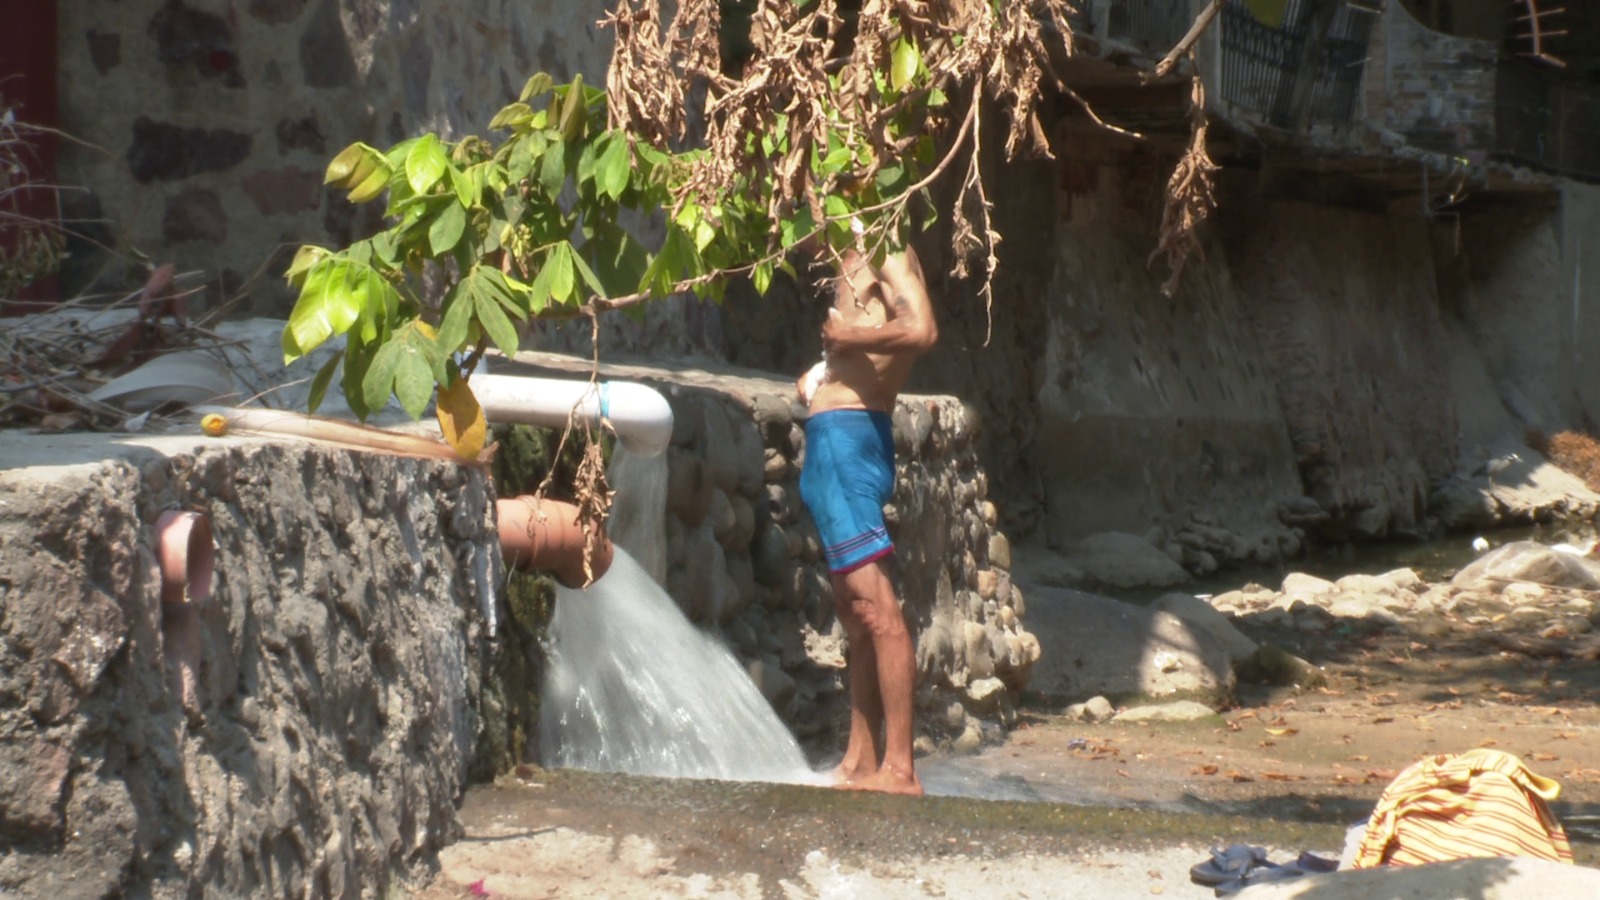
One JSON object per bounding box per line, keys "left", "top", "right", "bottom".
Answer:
{"left": 1149, "top": 57, "right": 1219, "bottom": 298}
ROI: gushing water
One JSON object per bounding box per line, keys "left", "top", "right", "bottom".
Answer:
{"left": 538, "top": 447, "right": 818, "bottom": 784}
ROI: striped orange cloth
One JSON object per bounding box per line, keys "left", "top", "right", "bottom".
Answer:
{"left": 1353, "top": 748, "right": 1575, "bottom": 868}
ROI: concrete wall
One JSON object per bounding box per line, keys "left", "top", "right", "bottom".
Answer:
{"left": 0, "top": 433, "right": 497, "bottom": 897}
{"left": 54, "top": 0, "right": 612, "bottom": 314}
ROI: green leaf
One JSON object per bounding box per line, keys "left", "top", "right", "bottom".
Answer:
{"left": 341, "top": 334, "right": 373, "bottom": 421}
{"left": 406, "top": 134, "right": 450, "bottom": 194}
{"left": 577, "top": 137, "right": 599, "bottom": 187}
{"left": 588, "top": 221, "right": 649, "bottom": 297}
{"left": 362, "top": 322, "right": 443, "bottom": 420}
{"left": 438, "top": 278, "right": 475, "bottom": 352}
{"left": 519, "top": 72, "right": 554, "bottom": 102}
{"left": 557, "top": 74, "right": 587, "bottom": 141}
{"left": 393, "top": 349, "right": 435, "bottom": 420}
{"left": 891, "top": 37, "right": 921, "bottom": 91}
{"left": 538, "top": 140, "right": 567, "bottom": 195}
{"left": 325, "top": 143, "right": 383, "bottom": 187}
{"left": 306, "top": 348, "right": 343, "bottom": 414}
{"left": 928, "top": 87, "right": 948, "bottom": 107}
{"left": 568, "top": 248, "right": 607, "bottom": 300}
{"left": 283, "top": 245, "right": 331, "bottom": 288}
{"left": 283, "top": 259, "right": 362, "bottom": 362}
{"left": 362, "top": 337, "right": 403, "bottom": 414}
{"left": 596, "top": 133, "right": 631, "bottom": 200}
{"left": 489, "top": 102, "right": 535, "bottom": 132}
{"left": 429, "top": 202, "right": 467, "bottom": 256}
{"left": 345, "top": 163, "right": 394, "bottom": 203}
{"left": 752, "top": 260, "right": 773, "bottom": 296}
{"left": 449, "top": 166, "right": 476, "bottom": 208}
{"left": 473, "top": 280, "right": 521, "bottom": 355}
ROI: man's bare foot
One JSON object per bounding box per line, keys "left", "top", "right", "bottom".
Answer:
{"left": 831, "top": 759, "right": 877, "bottom": 786}
{"left": 832, "top": 765, "right": 922, "bottom": 796}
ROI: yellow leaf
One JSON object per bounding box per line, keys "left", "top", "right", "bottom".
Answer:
{"left": 436, "top": 378, "right": 487, "bottom": 461}
{"left": 1264, "top": 727, "right": 1298, "bottom": 737}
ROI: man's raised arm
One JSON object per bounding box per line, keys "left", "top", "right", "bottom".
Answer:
{"left": 822, "top": 246, "right": 938, "bottom": 355}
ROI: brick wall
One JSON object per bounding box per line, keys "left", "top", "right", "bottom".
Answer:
{"left": 1363, "top": 1, "right": 1499, "bottom": 157}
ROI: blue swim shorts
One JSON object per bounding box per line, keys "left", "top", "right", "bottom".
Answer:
{"left": 799, "top": 409, "right": 896, "bottom": 574}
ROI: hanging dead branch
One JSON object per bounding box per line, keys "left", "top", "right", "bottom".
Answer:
{"left": 601, "top": 0, "right": 1078, "bottom": 291}
{"left": 1149, "top": 59, "right": 1219, "bottom": 298}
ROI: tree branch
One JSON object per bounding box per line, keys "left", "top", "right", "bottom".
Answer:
{"left": 1149, "top": 0, "right": 1225, "bottom": 81}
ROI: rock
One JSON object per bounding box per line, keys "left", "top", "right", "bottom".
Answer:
{"left": 752, "top": 527, "right": 790, "bottom": 587}
{"left": 708, "top": 489, "right": 737, "bottom": 547}
{"left": 1112, "top": 700, "right": 1218, "bottom": 723}
{"left": 980, "top": 500, "right": 999, "bottom": 526}
{"left": 1333, "top": 572, "right": 1398, "bottom": 597}
{"left": 1058, "top": 532, "right": 1192, "bottom": 589}
{"left": 951, "top": 722, "right": 984, "bottom": 754}
{"left": 994, "top": 629, "right": 1040, "bottom": 692}
{"left": 727, "top": 494, "right": 756, "bottom": 550}
{"left": 746, "top": 659, "right": 796, "bottom": 714}
{"left": 891, "top": 401, "right": 934, "bottom": 457}
{"left": 917, "top": 617, "right": 958, "bottom": 683}
{"left": 987, "top": 533, "right": 1012, "bottom": 570}
{"left": 1325, "top": 596, "right": 1400, "bottom": 628}
{"left": 734, "top": 419, "right": 766, "bottom": 495}
{"left": 669, "top": 392, "right": 706, "bottom": 448}
{"left": 943, "top": 701, "right": 967, "bottom": 731}
{"left": 965, "top": 677, "right": 1007, "bottom": 714}
{"left": 1008, "top": 578, "right": 1235, "bottom": 705}
{"left": 1149, "top": 593, "right": 1259, "bottom": 663}
{"left": 1453, "top": 541, "right": 1600, "bottom": 592}
{"left": 1501, "top": 581, "right": 1547, "bottom": 604}
{"left": 1378, "top": 567, "right": 1423, "bottom": 591}
{"left": 701, "top": 402, "right": 741, "bottom": 494}
{"left": 1066, "top": 695, "right": 1116, "bottom": 723}
{"left": 1281, "top": 572, "right": 1336, "bottom": 597}
{"left": 765, "top": 483, "right": 793, "bottom": 525}
{"left": 963, "top": 621, "right": 995, "bottom": 680}
{"left": 666, "top": 448, "right": 714, "bottom": 527}
{"left": 762, "top": 448, "right": 789, "bottom": 482}
{"left": 750, "top": 393, "right": 793, "bottom": 444}
{"left": 1236, "top": 645, "right": 1327, "bottom": 689}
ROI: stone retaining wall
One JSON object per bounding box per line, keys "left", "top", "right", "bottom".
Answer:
{"left": 505, "top": 353, "right": 1040, "bottom": 748}
{"left": 0, "top": 433, "right": 496, "bottom": 898}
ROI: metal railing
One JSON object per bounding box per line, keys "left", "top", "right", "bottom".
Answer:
{"left": 1106, "top": 0, "right": 1194, "bottom": 56}
{"left": 1495, "top": 61, "right": 1600, "bottom": 181}
{"left": 1106, "top": 1, "right": 1374, "bottom": 130}
{"left": 1217, "top": 0, "right": 1373, "bottom": 129}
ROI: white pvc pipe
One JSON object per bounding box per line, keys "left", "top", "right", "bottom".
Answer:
{"left": 470, "top": 373, "right": 673, "bottom": 459}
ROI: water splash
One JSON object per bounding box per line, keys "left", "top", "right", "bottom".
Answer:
{"left": 539, "top": 550, "right": 818, "bottom": 782}
{"left": 539, "top": 446, "right": 819, "bottom": 784}
{"left": 605, "top": 447, "right": 668, "bottom": 587}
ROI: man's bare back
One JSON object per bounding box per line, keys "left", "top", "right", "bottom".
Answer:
{"left": 807, "top": 248, "right": 938, "bottom": 414}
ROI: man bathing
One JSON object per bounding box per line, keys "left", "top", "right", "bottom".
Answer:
{"left": 797, "top": 246, "right": 937, "bottom": 795}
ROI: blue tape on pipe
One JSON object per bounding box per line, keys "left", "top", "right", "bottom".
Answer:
{"left": 599, "top": 382, "right": 611, "bottom": 421}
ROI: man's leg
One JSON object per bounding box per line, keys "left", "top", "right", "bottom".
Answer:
{"left": 836, "top": 558, "right": 922, "bottom": 795}
{"left": 831, "top": 572, "right": 883, "bottom": 783}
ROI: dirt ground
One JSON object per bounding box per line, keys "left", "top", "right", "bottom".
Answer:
{"left": 410, "top": 602, "right": 1600, "bottom": 899}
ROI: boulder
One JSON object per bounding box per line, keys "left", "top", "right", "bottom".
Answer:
{"left": 1452, "top": 540, "right": 1600, "bottom": 592}
{"left": 1150, "top": 593, "right": 1259, "bottom": 664}
{"left": 1058, "top": 532, "right": 1193, "bottom": 589}
{"left": 1007, "top": 578, "right": 1234, "bottom": 705}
